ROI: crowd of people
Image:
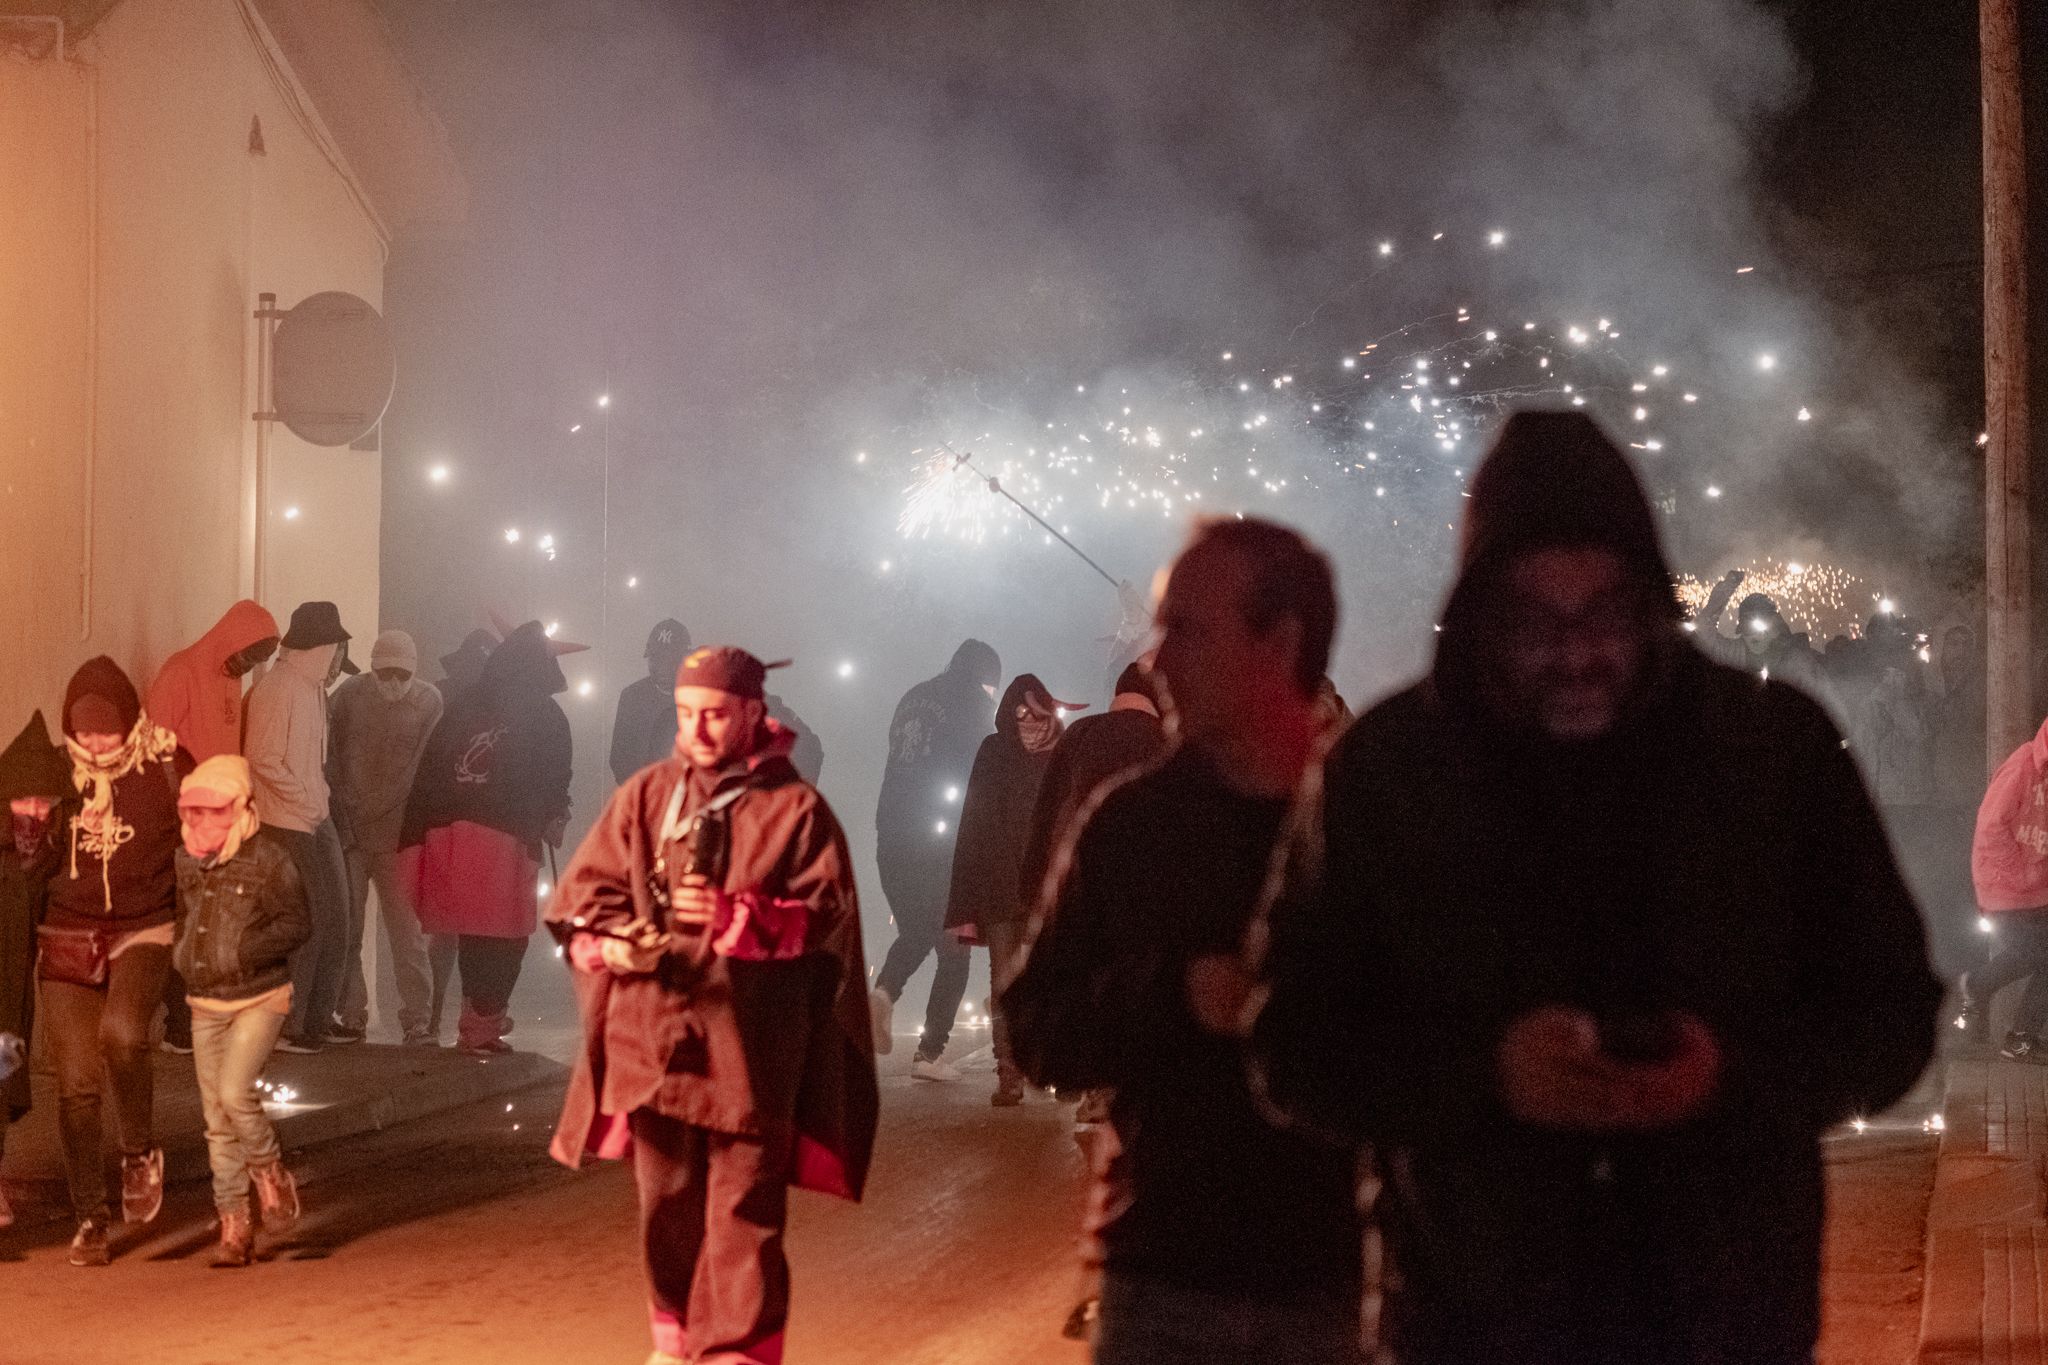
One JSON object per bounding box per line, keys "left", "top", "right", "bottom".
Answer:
{"left": 0, "top": 604, "right": 589, "bottom": 1265}
{"left": 12, "top": 404, "right": 2048, "bottom": 1365}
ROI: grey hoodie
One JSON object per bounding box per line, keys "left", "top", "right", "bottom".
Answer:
{"left": 244, "top": 644, "right": 334, "bottom": 834}
{"left": 329, "top": 674, "right": 444, "bottom": 852}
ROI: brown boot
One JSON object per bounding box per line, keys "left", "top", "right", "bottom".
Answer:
{"left": 210, "top": 1209, "right": 254, "bottom": 1268}
{"left": 250, "top": 1161, "right": 300, "bottom": 1227}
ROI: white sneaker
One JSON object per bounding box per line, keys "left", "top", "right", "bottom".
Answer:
{"left": 868, "top": 987, "right": 895, "bottom": 1056}
{"left": 912, "top": 1054, "right": 963, "bottom": 1083}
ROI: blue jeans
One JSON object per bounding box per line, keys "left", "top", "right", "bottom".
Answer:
{"left": 275, "top": 822, "right": 348, "bottom": 1041}
{"left": 1095, "top": 1272, "right": 1361, "bottom": 1365}
{"left": 190, "top": 995, "right": 287, "bottom": 1214}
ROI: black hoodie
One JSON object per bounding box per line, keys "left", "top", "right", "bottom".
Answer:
{"left": 873, "top": 640, "right": 999, "bottom": 886}
{"left": 942, "top": 675, "right": 1059, "bottom": 937}
{"left": 403, "top": 623, "right": 573, "bottom": 854}
{"left": 0, "top": 711, "right": 67, "bottom": 1121}
{"left": 46, "top": 658, "right": 190, "bottom": 930}
{"left": 1256, "top": 411, "right": 1940, "bottom": 1365}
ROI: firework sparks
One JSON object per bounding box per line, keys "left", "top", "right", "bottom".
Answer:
{"left": 1674, "top": 558, "right": 1869, "bottom": 640}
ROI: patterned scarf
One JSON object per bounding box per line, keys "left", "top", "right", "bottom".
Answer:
{"left": 180, "top": 755, "right": 260, "bottom": 866}
{"left": 64, "top": 710, "right": 179, "bottom": 909}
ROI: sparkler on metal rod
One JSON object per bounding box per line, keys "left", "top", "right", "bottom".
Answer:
{"left": 940, "top": 442, "right": 1123, "bottom": 592}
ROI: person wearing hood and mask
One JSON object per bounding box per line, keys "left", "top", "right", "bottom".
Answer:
{"left": 330, "top": 630, "right": 448, "bottom": 1046}
{"left": 1253, "top": 411, "right": 1940, "bottom": 1365}
{"left": 244, "top": 601, "right": 355, "bottom": 1053}
{"left": 173, "top": 756, "right": 311, "bottom": 1267}
{"left": 1017, "top": 663, "right": 1171, "bottom": 915}
{"left": 0, "top": 711, "right": 71, "bottom": 1230}
{"left": 611, "top": 618, "right": 694, "bottom": 784}
{"left": 42, "top": 657, "right": 192, "bottom": 1265}
{"left": 400, "top": 620, "right": 573, "bottom": 1055}
{"left": 870, "top": 639, "right": 1000, "bottom": 1076}
{"left": 548, "top": 647, "right": 876, "bottom": 1365}
{"left": 146, "top": 600, "right": 280, "bottom": 764}
{"left": 942, "top": 674, "right": 1076, "bottom": 1103}
{"left": 144, "top": 600, "right": 279, "bottom": 1055}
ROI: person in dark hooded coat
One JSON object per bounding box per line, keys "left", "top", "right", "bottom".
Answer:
{"left": 400, "top": 621, "right": 573, "bottom": 1054}
{"left": 610, "top": 618, "right": 694, "bottom": 784}
{"left": 1017, "top": 662, "right": 1169, "bottom": 911}
{"left": 869, "top": 639, "right": 1000, "bottom": 1074}
{"left": 0, "top": 711, "right": 71, "bottom": 1228}
{"left": 1253, "top": 410, "right": 1940, "bottom": 1365}
{"left": 943, "top": 674, "right": 1072, "bottom": 1104}
{"left": 436, "top": 629, "right": 498, "bottom": 706}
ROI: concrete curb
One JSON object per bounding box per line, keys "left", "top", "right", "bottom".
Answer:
{"left": 1, "top": 1044, "right": 568, "bottom": 1210}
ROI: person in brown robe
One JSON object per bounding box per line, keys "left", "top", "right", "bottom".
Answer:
{"left": 548, "top": 647, "right": 877, "bottom": 1365}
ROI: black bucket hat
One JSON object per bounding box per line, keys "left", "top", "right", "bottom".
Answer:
{"left": 280, "top": 601, "right": 359, "bottom": 674}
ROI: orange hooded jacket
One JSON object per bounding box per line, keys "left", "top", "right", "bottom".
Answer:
{"left": 146, "top": 601, "right": 279, "bottom": 763}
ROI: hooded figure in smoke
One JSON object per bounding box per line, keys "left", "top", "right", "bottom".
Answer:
{"left": 868, "top": 639, "right": 1000, "bottom": 1075}
{"left": 145, "top": 600, "right": 280, "bottom": 765}
{"left": 437, "top": 629, "right": 498, "bottom": 705}
{"left": 330, "top": 630, "right": 449, "bottom": 1045}
{"left": 942, "top": 673, "right": 1074, "bottom": 1105}
{"left": 0, "top": 710, "right": 71, "bottom": 1231}
{"left": 400, "top": 621, "right": 573, "bottom": 1054}
{"left": 1253, "top": 411, "right": 1940, "bottom": 1365}
{"left": 611, "top": 618, "right": 694, "bottom": 784}
{"left": 145, "top": 600, "right": 281, "bottom": 1051}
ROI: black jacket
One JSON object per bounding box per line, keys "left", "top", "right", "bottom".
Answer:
{"left": 173, "top": 831, "right": 313, "bottom": 1001}
{"left": 943, "top": 675, "right": 1057, "bottom": 937}
{"left": 609, "top": 675, "right": 677, "bottom": 785}
{"left": 404, "top": 622, "right": 574, "bottom": 855}
{"left": 1003, "top": 747, "right": 1361, "bottom": 1298}
{"left": 1255, "top": 412, "right": 1940, "bottom": 1365}
{"left": 874, "top": 651, "right": 995, "bottom": 890}
{"left": 1016, "top": 707, "right": 1167, "bottom": 913}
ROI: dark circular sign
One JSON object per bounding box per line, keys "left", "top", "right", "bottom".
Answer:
{"left": 270, "top": 291, "right": 395, "bottom": 447}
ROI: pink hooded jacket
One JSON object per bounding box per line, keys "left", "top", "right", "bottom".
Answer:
{"left": 146, "top": 601, "right": 279, "bottom": 763}
{"left": 1973, "top": 715, "right": 2048, "bottom": 912}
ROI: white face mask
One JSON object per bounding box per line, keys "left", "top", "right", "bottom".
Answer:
{"left": 376, "top": 678, "right": 411, "bottom": 704}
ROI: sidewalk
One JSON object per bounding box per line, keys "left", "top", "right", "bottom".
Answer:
{"left": 1920, "top": 1055, "right": 2048, "bottom": 1363}
{"left": 1, "top": 1042, "right": 565, "bottom": 1220}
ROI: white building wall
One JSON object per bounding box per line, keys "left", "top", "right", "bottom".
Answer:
{"left": 0, "top": 0, "right": 387, "bottom": 728}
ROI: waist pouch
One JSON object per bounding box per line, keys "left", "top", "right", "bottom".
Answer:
{"left": 37, "top": 924, "right": 113, "bottom": 987}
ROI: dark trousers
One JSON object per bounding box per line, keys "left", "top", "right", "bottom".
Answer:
{"left": 41, "top": 942, "right": 172, "bottom": 1220}
{"left": 873, "top": 859, "right": 970, "bottom": 1059}
{"left": 984, "top": 918, "right": 1027, "bottom": 1077}
{"left": 161, "top": 965, "right": 191, "bottom": 1047}
{"left": 273, "top": 822, "right": 350, "bottom": 1042}
{"left": 630, "top": 1108, "right": 792, "bottom": 1365}
{"left": 1976, "top": 907, "right": 2048, "bottom": 1037}
{"left": 456, "top": 934, "right": 527, "bottom": 1048}
{"left": 1095, "top": 1272, "right": 1361, "bottom": 1365}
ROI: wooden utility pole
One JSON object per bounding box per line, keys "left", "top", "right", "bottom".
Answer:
{"left": 1983, "top": 0, "right": 2031, "bottom": 770}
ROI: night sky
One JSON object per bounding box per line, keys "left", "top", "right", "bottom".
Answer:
{"left": 371, "top": 0, "right": 2044, "bottom": 877}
